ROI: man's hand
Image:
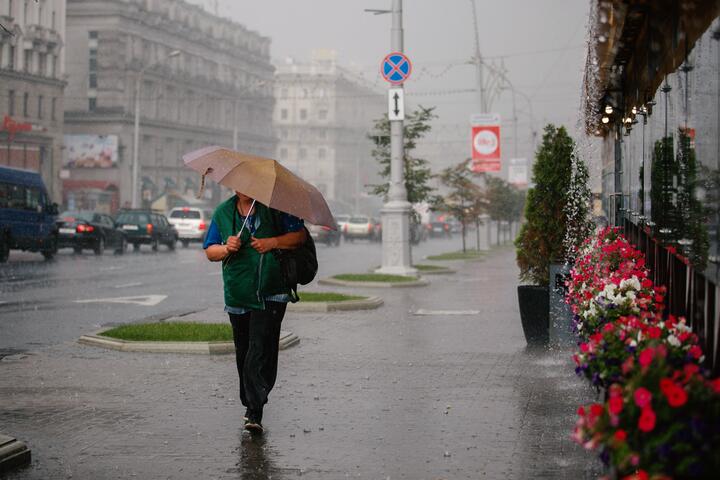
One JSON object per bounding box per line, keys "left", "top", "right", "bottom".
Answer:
{"left": 226, "top": 236, "right": 241, "bottom": 253}
{"left": 250, "top": 236, "right": 278, "bottom": 254}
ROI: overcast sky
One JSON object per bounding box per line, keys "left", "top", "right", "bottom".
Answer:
{"left": 190, "top": 0, "right": 591, "bottom": 170}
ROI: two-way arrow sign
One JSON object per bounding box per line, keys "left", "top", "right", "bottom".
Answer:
{"left": 387, "top": 88, "right": 405, "bottom": 121}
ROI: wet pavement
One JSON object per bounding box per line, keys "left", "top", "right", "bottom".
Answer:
{"left": 0, "top": 246, "right": 601, "bottom": 479}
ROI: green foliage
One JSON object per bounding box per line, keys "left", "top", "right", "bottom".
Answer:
{"left": 103, "top": 322, "right": 233, "bottom": 342}
{"left": 650, "top": 132, "right": 709, "bottom": 268}
{"left": 485, "top": 176, "right": 525, "bottom": 223}
{"left": 426, "top": 249, "right": 483, "bottom": 261}
{"left": 515, "top": 124, "right": 575, "bottom": 286}
{"left": 435, "top": 159, "right": 484, "bottom": 252}
{"left": 367, "top": 106, "right": 440, "bottom": 206}
{"left": 563, "top": 149, "right": 594, "bottom": 261}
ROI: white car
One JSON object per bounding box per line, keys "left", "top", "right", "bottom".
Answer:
{"left": 344, "top": 215, "right": 375, "bottom": 241}
{"left": 167, "top": 207, "right": 212, "bottom": 247}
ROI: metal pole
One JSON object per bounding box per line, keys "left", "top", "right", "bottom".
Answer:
{"left": 131, "top": 73, "right": 141, "bottom": 209}
{"left": 470, "top": 0, "right": 485, "bottom": 112}
{"left": 511, "top": 88, "right": 518, "bottom": 158}
{"left": 377, "top": 0, "right": 415, "bottom": 275}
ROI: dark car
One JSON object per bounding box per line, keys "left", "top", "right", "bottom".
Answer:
{"left": 0, "top": 165, "right": 59, "bottom": 262}
{"left": 308, "top": 223, "right": 341, "bottom": 246}
{"left": 57, "top": 211, "right": 127, "bottom": 255}
{"left": 115, "top": 209, "right": 178, "bottom": 252}
{"left": 428, "top": 221, "right": 452, "bottom": 238}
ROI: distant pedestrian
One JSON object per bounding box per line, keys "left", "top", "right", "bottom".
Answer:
{"left": 204, "top": 191, "right": 306, "bottom": 433}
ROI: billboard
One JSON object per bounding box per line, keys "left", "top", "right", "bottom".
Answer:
{"left": 64, "top": 134, "right": 118, "bottom": 168}
{"left": 470, "top": 113, "right": 501, "bottom": 173}
{"left": 508, "top": 158, "right": 528, "bottom": 187}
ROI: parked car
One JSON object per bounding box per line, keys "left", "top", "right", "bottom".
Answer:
{"left": 167, "top": 207, "right": 211, "bottom": 247}
{"left": 57, "top": 211, "right": 127, "bottom": 255}
{"left": 0, "top": 165, "right": 58, "bottom": 262}
{"left": 115, "top": 209, "right": 178, "bottom": 251}
{"left": 308, "top": 223, "right": 341, "bottom": 246}
{"left": 428, "top": 221, "right": 452, "bottom": 238}
{"left": 344, "top": 215, "right": 375, "bottom": 241}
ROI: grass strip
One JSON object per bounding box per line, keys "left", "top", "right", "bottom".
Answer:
{"left": 102, "top": 322, "right": 233, "bottom": 342}
{"left": 333, "top": 273, "right": 418, "bottom": 283}
{"left": 299, "top": 292, "right": 366, "bottom": 302}
{"left": 426, "top": 249, "right": 484, "bottom": 261}
{"left": 413, "top": 264, "right": 449, "bottom": 271}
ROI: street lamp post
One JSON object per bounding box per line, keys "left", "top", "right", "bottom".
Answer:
{"left": 131, "top": 50, "right": 180, "bottom": 208}
{"left": 376, "top": 0, "right": 416, "bottom": 276}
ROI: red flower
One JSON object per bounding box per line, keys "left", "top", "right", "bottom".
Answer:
{"left": 590, "top": 403, "right": 604, "bottom": 417}
{"left": 641, "top": 278, "right": 653, "bottom": 288}
{"left": 660, "top": 379, "right": 688, "bottom": 407}
{"left": 580, "top": 343, "right": 590, "bottom": 353}
{"left": 689, "top": 345, "right": 703, "bottom": 359}
{"left": 577, "top": 406, "right": 586, "bottom": 416}
{"left": 710, "top": 379, "right": 720, "bottom": 394}
{"left": 633, "top": 387, "right": 652, "bottom": 408}
{"left": 614, "top": 429, "right": 627, "bottom": 442}
{"left": 667, "top": 246, "right": 677, "bottom": 254}
{"left": 622, "top": 470, "right": 649, "bottom": 480}
{"left": 638, "top": 348, "right": 655, "bottom": 368}
{"left": 647, "top": 326, "right": 661, "bottom": 339}
{"left": 683, "top": 363, "right": 700, "bottom": 382}
{"left": 638, "top": 408, "right": 656, "bottom": 432}
{"left": 654, "top": 294, "right": 664, "bottom": 303}
{"left": 608, "top": 396, "right": 624, "bottom": 414}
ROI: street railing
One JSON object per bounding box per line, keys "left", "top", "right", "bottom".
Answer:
{"left": 624, "top": 218, "right": 719, "bottom": 377}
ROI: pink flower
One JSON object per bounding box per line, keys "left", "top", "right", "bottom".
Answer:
{"left": 608, "top": 396, "right": 623, "bottom": 415}
{"left": 633, "top": 387, "right": 652, "bottom": 408}
{"left": 638, "top": 348, "right": 655, "bottom": 368}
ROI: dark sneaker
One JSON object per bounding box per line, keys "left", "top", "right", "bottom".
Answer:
{"left": 244, "top": 409, "right": 263, "bottom": 433}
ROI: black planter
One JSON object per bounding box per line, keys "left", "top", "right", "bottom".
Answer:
{"left": 517, "top": 285, "right": 550, "bottom": 346}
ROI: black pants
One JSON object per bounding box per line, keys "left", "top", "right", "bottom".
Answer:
{"left": 228, "top": 301, "right": 287, "bottom": 412}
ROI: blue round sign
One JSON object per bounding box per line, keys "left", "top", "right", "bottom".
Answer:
{"left": 381, "top": 52, "right": 412, "bottom": 85}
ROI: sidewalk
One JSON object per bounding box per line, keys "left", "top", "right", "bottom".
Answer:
{"left": 0, "top": 248, "right": 601, "bottom": 479}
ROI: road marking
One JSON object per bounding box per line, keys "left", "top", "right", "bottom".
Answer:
{"left": 114, "top": 282, "right": 143, "bottom": 289}
{"left": 412, "top": 309, "right": 480, "bottom": 316}
{"left": 74, "top": 295, "right": 168, "bottom": 306}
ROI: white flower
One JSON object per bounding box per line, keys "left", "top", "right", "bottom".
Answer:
{"left": 666, "top": 335, "right": 681, "bottom": 347}
{"left": 629, "top": 340, "right": 637, "bottom": 347}
{"left": 619, "top": 277, "right": 641, "bottom": 291}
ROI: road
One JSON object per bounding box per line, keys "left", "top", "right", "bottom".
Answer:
{"left": 0, "top": 235, "right": 469, "bottom": 354}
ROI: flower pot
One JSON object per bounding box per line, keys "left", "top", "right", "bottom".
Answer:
{"left": 517, "top": 285, "right": 549, "bottom": 345}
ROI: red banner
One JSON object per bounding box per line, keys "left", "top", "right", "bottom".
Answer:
{"left": 470, "top": 114, "right": 501, "bottom": 173}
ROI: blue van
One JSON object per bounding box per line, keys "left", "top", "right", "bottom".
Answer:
{"left": 0, "top": 165, "right": 59, "bottom": 262}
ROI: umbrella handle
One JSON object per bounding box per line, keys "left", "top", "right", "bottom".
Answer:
{"left": 222, "top": 199, "right": 256, "bottom": 270}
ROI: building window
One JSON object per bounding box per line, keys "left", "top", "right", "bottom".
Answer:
{"left": 8, "top": 0, "right": 13, "bottom": 16}
{"left": 299, "top": 109, "right": 307, "bottom": 121}
{"left": 23, "top": 50, "right": 31, "bottom": 73}
{"left": 23, "top": 92, "right": 29, "bottom": 116}
{"left": 8, "top": 90, "right": 15, "bottom": 116}
{"left": 318, "top": 129, "right": 327, "bottom": 140}
{"left": 37, "top": 95, "right": 43, "bottom": 118}
{"left": 318, "top": 109, "right": 328, "bottom": 120}
{"left": 318, "top": 147, "right": 326, "bottom": 159}
{"left": 51, "top": 56, "right": 57, "bottom": 77}
{"left": 51, "top": 97, "right": 56, "bottom": 120}
{"left": 280, "top": 129, "right": 288, "bottom": 139}
{"left": 280, "top": 108, "right": 288, "bottom": 120}
{"left": 299, "top": 148, "right": 307, "bottom": 159}
{"left": 8, "top": 45, "right": 15, "bottom": 70}
{"left": 51, "top": 11, "right": 56, "bottom": 30}
{"left": 280, "top": 148, "right": 288, "bottom": 160}
{"left": 89, "top": 97, "right": 97, "bottom": 111}
{"left": 89, "top": 73, "right": 97, "bottom": 88}
{"left": 89, "top": 31, "right": 98, "bottom": 39}
{"left": 38, "top": 53, "right": 46, "bottom": 76}
{"left": 23, "top": 1, "right": 27, "bottom": 22}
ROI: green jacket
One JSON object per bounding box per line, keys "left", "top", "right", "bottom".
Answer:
{"left": 212, "top": 196, "right": 287, "bottom": 310}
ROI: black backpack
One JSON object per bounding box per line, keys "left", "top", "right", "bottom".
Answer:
{"left": 270, "top": 210, "right": 318, "bottom": 302}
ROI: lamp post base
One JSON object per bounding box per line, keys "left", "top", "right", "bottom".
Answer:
{"left": 376, "top": 200, "right": 417, "bottom": 276}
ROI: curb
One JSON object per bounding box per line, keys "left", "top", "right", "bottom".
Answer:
{"left": 287, "top": 296, "right": 384, "bottom": 313}
{"left": 318, "top": 277, "right": 429, "bottom": 288}
{"left": 0, "top": 434, "right": 31, "bottom": 474}
{"left": 78, "top": 329, "right": 299, "bottom": 354}
{"left": 414, "top": 267, "right": 456, "bottom": 275}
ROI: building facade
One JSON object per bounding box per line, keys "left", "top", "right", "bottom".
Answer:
{"left": 274, "top": 50, "right": 384, "bottom": 215}
{"left": 63, "top": 0, "right": 275, "bottom": 212}
{"left": 0, "top": 0, "right": 67, "bottom": 202}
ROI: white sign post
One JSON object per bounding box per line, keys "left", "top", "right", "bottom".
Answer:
{"left": 388, "top": 88, "right": 405, "bottom": 121}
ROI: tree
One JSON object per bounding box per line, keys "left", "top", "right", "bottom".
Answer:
{"left": 676, "top": 130, "right": 709, "bottom": 268}
{"left": 650, "top": 136, "right": 681, "bottom": 244}
{"left": 436, "top": 159, "right": 483, "bottom": 253}
{"left": 368, "top": 106, "right": 439, "bottom": 207}
{"left": 485, "top": 176, "right": 525, "bottom": 244}
{"left": 563, "top": 151, "right": 594, "bottom": 262}
{"left": 515, "top": 124, "right": 575, "bottom": 286}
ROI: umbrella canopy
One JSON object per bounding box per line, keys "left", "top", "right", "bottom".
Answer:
{"left": 183, "top": 146, "right": 337, "bottom": 229}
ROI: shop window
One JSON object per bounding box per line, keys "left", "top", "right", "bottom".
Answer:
{"left": 8, "top": 90, "right": 15, "bottom": 116}
{"left": 37, "top": 95, "right": 43, "bottom": 118}
{"left": 22, "top": 92, "right": 29, "bottom": 116}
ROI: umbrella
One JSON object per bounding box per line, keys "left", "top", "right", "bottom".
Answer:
{"left": 183, "top": 146, "right": 337, "bottom": 230}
